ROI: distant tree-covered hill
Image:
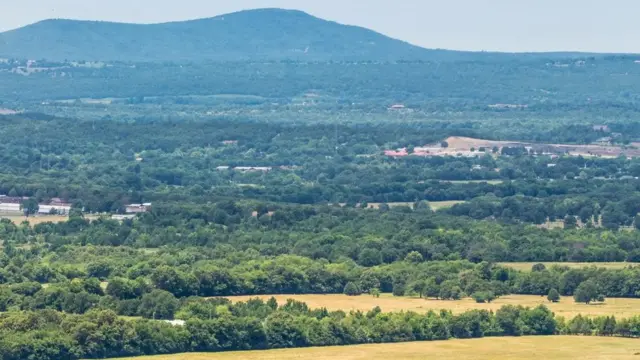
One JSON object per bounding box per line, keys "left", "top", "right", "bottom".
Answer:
{"left": 0, "top": 8, "right": 473, "bottom": 62}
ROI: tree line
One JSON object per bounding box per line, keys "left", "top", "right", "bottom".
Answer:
{"left": 2, "top": 296, "right": 640, "bottom": 360}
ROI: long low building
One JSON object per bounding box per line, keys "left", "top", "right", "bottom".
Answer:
{"left": 38, "top": 204, "right": 71, "bottom": 215}
{"left": 0, "top": 203, "right": 71, "bottom": 214}
{"left": 125, "top": 203, "right": 152, "bottom": 214}
{"left": 0, "top": 203, "right": 20, "bottom": 212}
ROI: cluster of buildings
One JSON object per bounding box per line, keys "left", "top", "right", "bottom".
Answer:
{"left": 384, "top": 147, "right": 479, "bottom": 158}
{"left": 216, "top": 166, "right": 272, "bottom": 172}
{"left": 111, "top": 203, "right": 152, "bottom": 220}
{"left": 125, "top": 203, "right": 152, "bottom": 214}
{"left": 215, "top": 165, "right": 299, "bottom": 173}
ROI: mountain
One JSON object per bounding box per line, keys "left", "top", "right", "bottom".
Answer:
{"left": 0, "top": 8, "right": 464, "bottom": 62}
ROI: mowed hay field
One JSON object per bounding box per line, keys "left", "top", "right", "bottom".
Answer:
{"left": 224, "top": 294, "right": 640, "bottom": 319}
{"left": 500, "top": 262, "right": 640, "bottom": 271}
{"left": 116, "top": 336, "right": 640, "bottom": 360}
{"left": 0, "top": 214, "right": 101, "bottom": 225}
{"left": 0, "top": 215, "right": 70, "bottom": 225}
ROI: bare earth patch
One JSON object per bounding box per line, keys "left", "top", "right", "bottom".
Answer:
{"left": 387, "top": 136, "right": 640, "bottom": 158}
{"left": 0, "top": 108, "right": 17, "bottom": 115}
{"left": 443, "top": 136, "right": 640, "bottom": 158}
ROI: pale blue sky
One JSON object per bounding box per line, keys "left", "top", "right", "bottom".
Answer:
{"left": 0, "top": 0, "right": 637, "bottom": 53}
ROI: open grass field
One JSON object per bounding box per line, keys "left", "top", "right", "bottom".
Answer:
{"left": 115, "top": 336, "right": 640, "bottom": 360}
{"left": 429, "top": 200, "right": 466, "bottom": 210}
{"left": 1, "top": 215, "right": 70, "bottom": 225}
{"left": 500, "top": 262, "right": 640, "bottom": 271}
{"left": 224, "top": 293, "right": 640, "bottom": 319}
{"left": 0, "top": 214, "right": 100, "bottom": 225}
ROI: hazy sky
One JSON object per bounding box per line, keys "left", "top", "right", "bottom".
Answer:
{"left": 0, "top": 0, "right": 637, "bottom": 53}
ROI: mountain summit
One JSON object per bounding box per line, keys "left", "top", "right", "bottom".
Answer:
{"left": 0, "top": 8, "right": 450, "bottom": 62}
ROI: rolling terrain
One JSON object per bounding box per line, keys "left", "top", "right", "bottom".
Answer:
{"left": 0, "top": 9, "right": 456, "bottom": 62}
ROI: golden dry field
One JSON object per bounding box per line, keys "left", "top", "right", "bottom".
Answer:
{"left": 0, "top": 214, "right": 100, "bottom": 225}
{"left": 115, "top": 336, "right": 640, "bottom": 360}
{"left": 224, "top": 293, "right": 640, "bottom": 319}
{"left": 1, "top": 215, "right": 71, "bottom": 225}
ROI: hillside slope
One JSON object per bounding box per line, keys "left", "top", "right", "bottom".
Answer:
{"left": 0, "top": 8, "right": 459, "bottom": 62}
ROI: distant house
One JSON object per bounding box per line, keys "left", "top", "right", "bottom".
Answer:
{"left": 547, "top": 163, "right": 557, "bottom": 168}
{"left": 594, "top": 137, "right": 612, "bottom": 146}
{"left": 592, "top": 125, "right": 610, "bottom": 132}
{"left": 112, "top": 214, "right": 136, "bottom": 221}
{"left": 251, "top": 211, "right": 275, "bottom": 217}
{"left": 0, "top": 108, "right": 17, "bottom": 115}
{"left": 125, "top": 203, "right": 152, "bottom": 214}
{"left": 488, "top": 104, "right": 528, "bottom": 109}
{"left": 163, "top": 320, "right": 186, "bottom": 326}
{"left": 384, "top": 149, "right": 408, "bottom": 157}
{"left": 222, "top": 140, "right": 238, "bottom": 145}
{"left": 49, "top": 198, "right": 72, "bottom": 207}
{"left": 0, "top": 195, "right": 28, "bottom": 204}
{"left": 234, "top": 167, "right": 272, "bottom": 172}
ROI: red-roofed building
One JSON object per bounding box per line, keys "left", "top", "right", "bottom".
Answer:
{"left": 385, "top": 149, "right": 409, "bottom": 157}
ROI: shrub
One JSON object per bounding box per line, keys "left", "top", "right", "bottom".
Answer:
{"left": 343, "top": 282, "right": 361, "bottom": 296}
{"left": 472, "top": 291, "right": 496, "bottom": 303}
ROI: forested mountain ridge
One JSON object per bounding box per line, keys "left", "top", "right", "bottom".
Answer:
{"left": 0, "top": 8, "right": 465, "bottom": 62}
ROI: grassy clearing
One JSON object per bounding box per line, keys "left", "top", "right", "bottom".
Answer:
{"left": 0, "top": 214, "right": 100, "bottom": 225}
{"left": 500, "top": 262, "right": 640, "bottom": 271}
{"left": 0, "top": 215, "right": 70, "bottom": 225}
{"left": 115, "top": 336, "right": 640, "bottom": 359}
{"left": 429, "top": 200, "right": 466, "bottom": 210}
{"left": 224, "top": 293, "right": 640, "bottom": 319}
{"left": 41, "top": 281, "right": 109, "bottom": 290}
